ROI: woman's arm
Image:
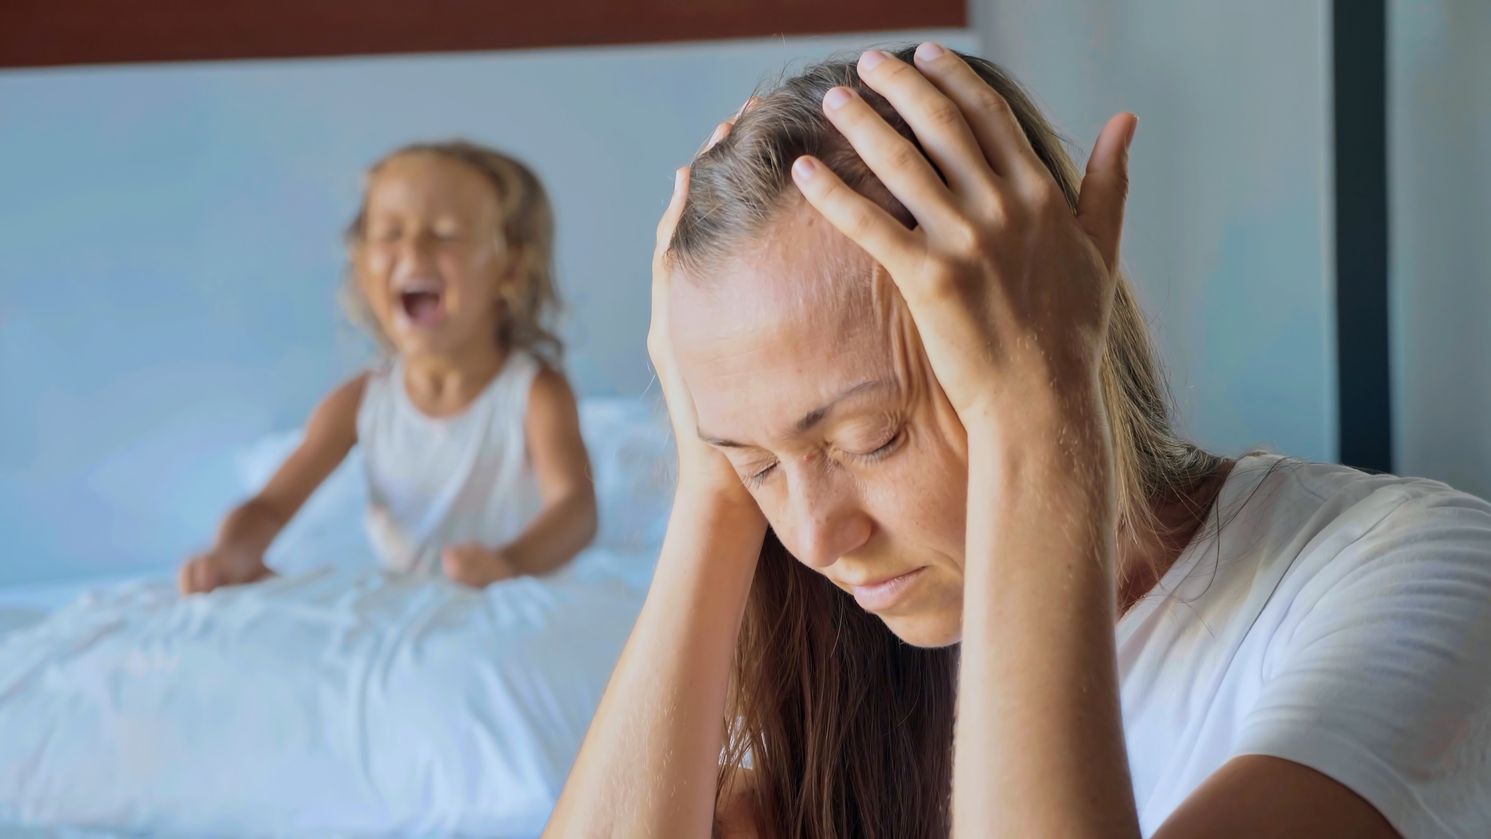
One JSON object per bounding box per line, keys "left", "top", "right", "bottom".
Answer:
{"left": 544, "top": 495, "right": 764, "bottom": 837}
{"left": 180, "top": 374, "right": 365, "bottom": 593}
{"left": 957, "top": 401, "right": 1134, "bottom": 836}
{"left": 796, "top": 44, "right": 1408, "bottom": 838}
{"left": 545, "top": 151, "right": 769, "bottom": 837}
{"left": 791, "top": 46, "right": 1140, "bottom": 836}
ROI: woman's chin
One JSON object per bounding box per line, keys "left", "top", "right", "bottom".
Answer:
{"left": 880, "top": 609, "right": 963, "bottom": 649}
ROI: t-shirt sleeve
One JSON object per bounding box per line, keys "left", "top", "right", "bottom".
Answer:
{"left": 1233, "top": 487, "right": 1491, "bottom": 839}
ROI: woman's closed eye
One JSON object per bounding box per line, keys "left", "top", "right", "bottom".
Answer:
{"left": 841, "top": 427, "right": 905, "bottom": 464}
{"left": 738, "top": 428, "right": 906, "bottom": 490}
{"left": 741, "top": 459, "right": 779, "bottom": 490}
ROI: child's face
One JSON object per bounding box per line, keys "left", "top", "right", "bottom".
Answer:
{"left": 355, "top": 153, "right": 509, "bottom": 358}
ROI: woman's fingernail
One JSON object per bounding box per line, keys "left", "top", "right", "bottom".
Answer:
{"left": 824, "top": 87, "right": 853, "bottom": 110}
{"left": 792, "top": 157, "right": 819, "bottom": 181}
{"left": 860, "top": 49, "right": 889, "bottom": 72}
{"left": 674, "top": 168, "right": 686, "bottom": 192}
{"left": 915, "top": 41, "right": 946, "bottom": 63}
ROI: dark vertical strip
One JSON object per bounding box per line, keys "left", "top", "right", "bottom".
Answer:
{"left": 1333, "top": 0, "right": 1393, "bottom": 472}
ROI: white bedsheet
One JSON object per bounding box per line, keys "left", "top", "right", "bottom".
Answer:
{"left": 0, "top": 553, "right": 647, "bottom": 837}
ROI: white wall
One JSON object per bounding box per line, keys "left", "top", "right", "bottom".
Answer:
{"left": 1389, "top": 1, "right": 1491, "bottom": 499}
{"left": 0, "top": 29, "right": 976, "bottom": 587}
{"left": 972, "top": 0, "right": 1337, "bottom": 462}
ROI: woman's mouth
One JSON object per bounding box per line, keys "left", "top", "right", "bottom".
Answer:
{"left": 849, "top": 567, "right": 927, "bottom": 612}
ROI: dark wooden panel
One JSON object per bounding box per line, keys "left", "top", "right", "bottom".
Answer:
{"left": 1332, "top": 0, "right": 1393, "bottom": 473}
{"left": 2, "top": 0, "right": 966, "bottom": 69}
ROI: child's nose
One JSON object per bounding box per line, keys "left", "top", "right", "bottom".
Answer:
{"left": 398, "top": 232, "right": 439, "bottom": 263}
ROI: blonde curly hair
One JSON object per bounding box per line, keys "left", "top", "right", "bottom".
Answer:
{"left": 342, "top": 140, "right": 563, "bottom": 363}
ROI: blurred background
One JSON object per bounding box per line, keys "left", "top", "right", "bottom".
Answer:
{"left": 1, "top": 0, "right": 1486, "bottom": 589}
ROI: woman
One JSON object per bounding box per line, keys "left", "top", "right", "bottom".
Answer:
{"left": 548, "top": 44, "right": 1491, "bottom": 837}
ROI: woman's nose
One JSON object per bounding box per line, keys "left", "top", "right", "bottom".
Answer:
{"left": 786, "top": 475, "right": 873, "bottom": 569}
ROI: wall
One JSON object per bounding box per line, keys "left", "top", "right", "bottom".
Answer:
{"left": 972, "top": 0, "right": 1337, "bottom": 463}
{"left": 1388, "top": 1, "right": 1491, "bottom": 498}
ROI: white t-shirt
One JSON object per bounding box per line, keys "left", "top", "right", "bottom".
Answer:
{"left": 1120, "top": 455, "right": 1491, "bottom": 837}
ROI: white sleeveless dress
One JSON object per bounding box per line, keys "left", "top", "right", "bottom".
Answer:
{"left": 355, "top": 352, "right": 545, "bottom": 575}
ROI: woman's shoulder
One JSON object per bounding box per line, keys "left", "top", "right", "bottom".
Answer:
{"left": 1220, "top": 454, "right": 1491, "bottom": 569}
{"left": 1157, "top": 455, "right": 1491, "bottom": 648}
{"left": 1223, "top": 459, "right": 1491, "bottom": 838}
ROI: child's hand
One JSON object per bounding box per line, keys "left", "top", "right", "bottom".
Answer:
{"left": 178, "top": 546, "right": 272, "bottom": 595}
{"left": 442, "top": 543, "right": 520, "bottom": 588}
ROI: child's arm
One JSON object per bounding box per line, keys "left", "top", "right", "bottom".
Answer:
{"left": 443, "top": 368, "right": 597, "bottom": 585}
{"left": 179, "top": 375, "right": 366, "bottom": 594}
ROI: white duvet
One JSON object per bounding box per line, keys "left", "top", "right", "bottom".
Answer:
{"left": 0, "top": 557, "right": 647, "bottom": 837}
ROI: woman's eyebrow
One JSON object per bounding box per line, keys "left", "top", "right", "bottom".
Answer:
{"left": 793, "top": 379, "right": 892, "bottom": 433}
{"left": 698, "top": 379, "right": 893, "bottom": 448}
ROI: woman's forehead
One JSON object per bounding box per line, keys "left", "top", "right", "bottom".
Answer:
{"left": 672, "top": 217, "right": 887, "bottom": 354}
{"left": 671, "top": 216, "right": 903, "bottom": 442}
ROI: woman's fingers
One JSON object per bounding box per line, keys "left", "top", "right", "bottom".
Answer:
{"left": 854, "top": 49, "right": 995, "bottom": 196}
{"left": 791, "top": 154, "right": 922, "bottom": 277}
{"left": 698, "top": 120, "right": 732, "bottom": 156}
{"left": 910, "top": 42, "right": 1046, "bottom": 187}
{"left": 819, "top": 85, "right": 963, "bottom": 230}
{"left": 655, "top": 167, "right": 690, "bottom": 257}
{"left": 1075, "top": 113, "right": 1138, "bottom": 272}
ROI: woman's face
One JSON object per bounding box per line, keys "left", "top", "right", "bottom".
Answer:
{"left": 674, "top": 205, "right": 971, "bottom": 647}
{"left": 356, "top": 153, "right": 507, "bottom": 358}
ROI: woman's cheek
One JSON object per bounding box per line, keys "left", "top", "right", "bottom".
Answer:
{"left": 881, "top": 434, "right": 968, "bottom": 542}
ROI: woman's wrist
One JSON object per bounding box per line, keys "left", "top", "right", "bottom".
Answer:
{"left": 670, "top": 482, "right": 765, "bottom": 535}
{"left": 965, "top": 384, "right": 1111, "bottom": 472}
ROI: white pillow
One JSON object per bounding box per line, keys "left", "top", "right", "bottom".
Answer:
{"left": 576, "top": 396, "right": 674, "bottom": 554}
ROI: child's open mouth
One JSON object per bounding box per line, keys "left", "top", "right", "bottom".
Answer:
{"left": 396, "top": 286, "right": 446, "bottom": 328}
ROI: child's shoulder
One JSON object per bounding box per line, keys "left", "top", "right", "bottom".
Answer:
{"left": 522, "top": 360, "right": 579, "bottom": 426}
{"left": 301, "top": 373, "right": 369, "bottom": 444}
{"left": 318, "top": 373, "right": 371, "bottom": 418}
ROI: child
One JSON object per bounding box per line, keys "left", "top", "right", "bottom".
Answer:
{"left": 180, "top": 141, "right": 596, "bottom": 593}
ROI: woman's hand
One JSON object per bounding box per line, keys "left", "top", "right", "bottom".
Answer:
{"left": 792, "top": 45, "right": 1142, "bottom": 837}
{"left": 544, "top": 112, "right": 770, "bottom": 838}
{"left": 790, "top": 44, "right": 1136, "bottom": 436}
{"left": 651, "top": 119, "right": 764, "bottom": 518}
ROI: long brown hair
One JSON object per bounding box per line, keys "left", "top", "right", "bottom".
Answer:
{"left": 343, "top": 140, "right": 564, "bottom": 363}
{"left": 670, "top": 47, "right": 1223, "bottom": 837}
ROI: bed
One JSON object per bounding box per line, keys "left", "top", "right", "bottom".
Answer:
{"left": 0, "top": 397, "right": 673, "bottom": 837}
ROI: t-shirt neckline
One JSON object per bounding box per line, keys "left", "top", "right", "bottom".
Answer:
{"left": 1115, "top": 453, "right": 1283, "bottom": 645}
